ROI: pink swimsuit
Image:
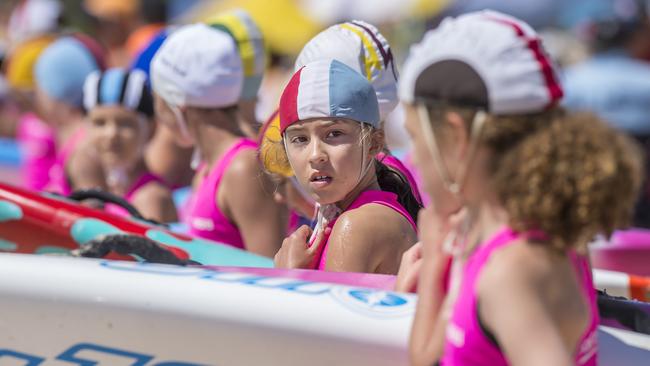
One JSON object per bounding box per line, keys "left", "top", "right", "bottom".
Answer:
{"left": 47, "top": 127, "right": 86, "bottom": 196}
{"left": 185, "top": 139, "right": 258, "bottom": 249}
{"left": 442, "top": 227, "right": 599, "bottom": 366}
{"left": 377, "top": 152, "right": 423, "bottom": 205}
{"left": 17, "top": 113, "right": 56, "bottom": 191}
{"left": 105, "top": 172, "right": 166, "bottom": 218}
{"left": 317, "top": 190, "right": 417, "bottom": 270}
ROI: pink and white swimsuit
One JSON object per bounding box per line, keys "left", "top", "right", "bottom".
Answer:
{"left": 184, "top": 139, "right": 258, "bottom": 249}
{"left": 442, "top": 227, "right": 599, "bottom": 366}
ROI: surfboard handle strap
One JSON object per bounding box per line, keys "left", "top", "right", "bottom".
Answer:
{"left": 67, "top": 189, "right": 167, "bottom": 227}
{"left": 71, "top": 234, "right": 200, "bottom": 266}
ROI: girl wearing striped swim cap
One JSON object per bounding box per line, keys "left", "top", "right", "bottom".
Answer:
{"left": 395, "top": 11, "right": 643, "bottom": 366}
{"left": 272, "top": 59, "right": 418, "bottom": 274}
{"left": 83, "top": 68, "right": 177, "bottom": 223}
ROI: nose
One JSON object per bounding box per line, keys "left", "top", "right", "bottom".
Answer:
{"left": 308, "top": 138, "right": 328, "bottom": 166}
{"left": 103, "top": 120, "right": 119, "bottom": 140}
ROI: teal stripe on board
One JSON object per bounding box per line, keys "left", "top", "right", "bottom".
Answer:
{"left": 145, "top": 230, "right": 273, "bottom": 268}
{"left": 0, "top": 200, "right": 23, "bottom": 222}
{"left": 70, "top": 218, "right": 123, "bottom": 245}
{"left": 0, "top": 239, "right": 17, "bottom": 251}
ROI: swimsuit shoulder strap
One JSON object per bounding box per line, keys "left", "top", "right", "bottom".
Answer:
{"left": 347, "top": 190, "right": 417, "bottom": 231}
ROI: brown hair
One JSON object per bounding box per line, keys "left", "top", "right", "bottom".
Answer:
{"left": 432, "top": 106, "right": 644, "bottom": 251}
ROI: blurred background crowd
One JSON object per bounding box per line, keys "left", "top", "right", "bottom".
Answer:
{"left": 0, "top": 0, "right": 649, "bottom": 228}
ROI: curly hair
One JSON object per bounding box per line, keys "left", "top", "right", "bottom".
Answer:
{"left": 435, "top": 107, "right": 644, "bottom": 251}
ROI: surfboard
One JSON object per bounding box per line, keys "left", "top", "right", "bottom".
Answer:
{"left": 0, "top": 182, "right": 273, "bottom": 268}
{"left": 0, "top": 253, "right": 647, "bottom": 366}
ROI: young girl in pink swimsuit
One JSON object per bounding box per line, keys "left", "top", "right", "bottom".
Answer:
{"left": 295, "top": 20, "right": 423, "bottom": 208}
{"left": 151, "top": 24, "right": 285, "bottom": 256}
{"left": 271, "top": 59, "right": 418, "bottom": 274}
{"left": 83, "top": 68, "right": 176, "bottom": 223}
{"left": 396, "top": 11, "right": 643, "bottom": 365}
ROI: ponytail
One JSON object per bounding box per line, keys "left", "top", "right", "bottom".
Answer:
{"left": 375, "top": 159, "right": 422, "bottom": 224}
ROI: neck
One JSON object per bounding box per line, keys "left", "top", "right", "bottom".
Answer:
{"left": 463, "top": 197, "right": 510, "bottom": 255}
{"left": 106, "top": 158, "right": 148, "bottom": 195}
{"left": 195, "top": 118, "right": 245, "bottom": 167}
{"left": 335, "top": 163, "right": 381, "bottom": 211}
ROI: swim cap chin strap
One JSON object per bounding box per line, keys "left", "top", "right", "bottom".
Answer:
{"left": 416, "top": 104, "right": 486, "bottom": 197}
{"left": 168, "top": 102, "right": 203, "bottom": 169}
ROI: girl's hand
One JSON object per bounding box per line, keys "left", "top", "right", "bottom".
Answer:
{"left": 274, "top": 224, "right": 331, "bottom": 269}
{"left": 418, "top": 206, "right": 468, "bottom": 261}
{"left": 395, "top": 242, "right": 423, "bottom": 293}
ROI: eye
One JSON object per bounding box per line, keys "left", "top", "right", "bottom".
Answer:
{"left": 290, "top": 135, "right": 308, "bottom": 144}
{"left": 92, "top": 118, "right": 105, "bottom": 127}
{"left": 326, "top": 130, "right": 345, "bottom": 139}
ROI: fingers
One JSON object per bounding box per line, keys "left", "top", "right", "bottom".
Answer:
{"left": 293, "top": 225, "right": 312, "bottom": 243}
{"left": 308, "top": 224, "right": 331, "bottom": 257}
{"left": 402, "top": 242, "right": 423, "bottom": 264}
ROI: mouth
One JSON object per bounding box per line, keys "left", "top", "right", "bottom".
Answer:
{"left": 309, "top": 173, "right": 333, "bottom": 188}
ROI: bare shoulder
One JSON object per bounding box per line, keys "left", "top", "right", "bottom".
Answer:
{"left": 132, "top": 181, "right": 172, "bottom": 201}
{"left": 223, "top": 147, "right": 260, "bottom": 178}
{"left": 331, "top": 202, "right": 416, "bottom": 250}
{"left": 131, "top": 181, "right": 177, "bottom": 222}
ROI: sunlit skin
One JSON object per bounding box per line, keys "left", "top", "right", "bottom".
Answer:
{"left": 274, "top": 118, "right": 418, "bottom": 273}
{"left": 284, "top": 118, "right": 370, "bottom": 206}
{"left": 87, "top": 105, "right": 177, "bottom": 223}
{"left": 398, "top": 103, "right": 590, "bottom": 366}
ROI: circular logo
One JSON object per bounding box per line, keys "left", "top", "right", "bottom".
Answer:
{"left": 329, "top": 286, "right": 416, "bottom": 318}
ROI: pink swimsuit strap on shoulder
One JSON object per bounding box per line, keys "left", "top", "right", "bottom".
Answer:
{"left": 185, "top": 138, "right": 258, "bottom": 249}
{"left": 105, "top": 172, "right": 166, "bottom": 218}
{"left": 317, "top": 190, "right": 417, "bottom": 270}
{"left": 442, "top": 227, "right": 599, "bottom": 366}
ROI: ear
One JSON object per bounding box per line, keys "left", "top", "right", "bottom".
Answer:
{"left": 369, "top": 128, "right": 386, "bottom": 156}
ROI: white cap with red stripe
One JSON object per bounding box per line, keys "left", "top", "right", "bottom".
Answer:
{"left": 399, "top": 10, "right": 563, "bottom": 115}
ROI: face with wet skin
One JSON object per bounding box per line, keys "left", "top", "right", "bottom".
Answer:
{"left": 284, "top": 118, "right": 373, "bottom": 205}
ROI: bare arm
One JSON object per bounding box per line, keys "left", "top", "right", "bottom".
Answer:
{"left": 222, "top": 150, "right": 287, "bottom": 257}
{"left": 409, "top": 253, "right": 450, "bottom": 366}
{"left": 479, "top": 250, "right": 573, "bottom": 366}
{"left": 408, "top": 207, "right": 462, "bottom": 366}
{"left": 131, "top": 183, "right": 178, "bottom": 223}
